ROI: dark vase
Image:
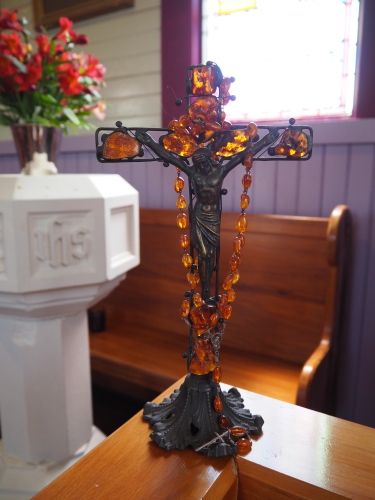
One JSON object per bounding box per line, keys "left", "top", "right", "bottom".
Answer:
{"left": 11, "top": 124, "right": 63, "bottom": 174}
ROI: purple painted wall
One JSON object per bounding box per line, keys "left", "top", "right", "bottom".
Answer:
{"left": 1, "top": 118, "right": 375, "bottom": 429}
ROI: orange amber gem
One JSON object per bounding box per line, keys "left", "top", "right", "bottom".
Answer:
{"left": 229, "top": 253, "right": 240, "bottom": 271}
{"left": 212, "top": 365, "right": 222, "bottom": 384}
{"left": 192, "top": 65, "right": 218, "bottom": 95}
{"left": 174, "top": 177, "right": 185, "bottom": 192}
{"left": 176, "top": 194, "right": 187, "bottom": 209}
{"left": 177, "top": 212, "right": 188, "bottom": 229}
{"left": 180, "top": 300, "right": 190, "bottom": 318}
{"left": 223, "top": 274, "right": 234, "bottom": 291}
{"left": 242, "top": 173, "right": 252, "bottom": 190}
{"left": 179, "top": 114, "right": 191, "bottom": 127}
{"left": 230, "top": 426, "right": 247, "bottom": 438}
{"left": 179, "top": 233, "right": 190, "bottom": 249}
{"left": 238, "top": 234, "right": 245, "bottom": 248}
{"left": 240, "top": 193, "right": 250, "bottom": 210}
{"left": 236, "top": 214, "right": 247, "bottom": 233}
{"left": 233, "top": 235, "right": 243, "bottom": 252}
{"left": 274, "top": 129, "right": 309, "bottom": 157}
{"left": 215, "top": 129, "right": 250, "bottom": 157}
{"left": 190, "top": 122, "right": 205, "bottom": 136}
{"left": 219, "top": 415, "right": 231, "bottom": 430}
{"left": 237, "top": 438, "right": 252, "bottom": 455}
{"left": 102, "top": 131, "right": 141, "bottom": 160}
{"left": 193, "top": 293, "right": 203, "bottom": 307}
{"left": 189, "top": 338, "right": 216, "bottom": 375}
{"left": 188, "top": 96, "right": 218, "bottom": 121}
{"left": 214, "top": 395, "right": 223, "bottom": 413}
{"left": 244, "top": 153, "right": 254, "bottom": 170}
{"left": 182, "top": 253, "right": 193, "bottom": 268}
{"left": 209, "top": 312, "right": 220, "bottom": 328}
{"left": 222, "top": 304, "right": 233, "bottom": 319}
{"left": 168, "top": 119, "right": 182, "bottom": 131}
{"left": 246, "top": 122, "right": 258, "bottom": 139}
{"left": 228, "top": 288, "right": 236, "bottom": 303}
{"left": 232, "top": 269, "right": 240, "bottom": 285}
{"left": 163, "top": 130, "right": 198, "bottom": 157}
{"left": 218, "top": 294, "right": 228, "bottom": 311}
{"left": 187, "top": 272, "right": 199, "bottom": 288}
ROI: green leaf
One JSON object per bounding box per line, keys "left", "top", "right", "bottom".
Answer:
{"left": 40, "top": 94, "right": 58, "bottom": 105}
{"left": 1, "top": 55, "right": 27, "bottom": 74}
{"left": 62, "top": 107, "right": 80, "bottom": 125}
{"left": 0, "top": 111, "right": 15, "bottom": 126}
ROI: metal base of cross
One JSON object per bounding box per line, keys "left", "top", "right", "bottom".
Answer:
{"left": 143, "top": 373, "right": 264, "bottom": 457}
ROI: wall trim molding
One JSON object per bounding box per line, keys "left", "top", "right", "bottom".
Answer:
{"left": 1, "top": 118, "right": 375, "bottom": 158}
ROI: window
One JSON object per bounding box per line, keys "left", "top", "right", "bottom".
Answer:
{"left": 202, "top": 0, "right": 360, "bottom": 122}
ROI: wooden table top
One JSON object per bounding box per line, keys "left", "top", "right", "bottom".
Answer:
{"left": 34, "top": 379, "right": 375, "bottom": 500}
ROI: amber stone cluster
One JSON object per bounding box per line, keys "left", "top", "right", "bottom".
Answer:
{"left": 162, "top": 63, "right": 256, "bottom": 161}
{"left": 274, "top": 128, "right": 309, "bottom": 157}
{"left": 102, "top": 131, "right": 141, "bottom": 160}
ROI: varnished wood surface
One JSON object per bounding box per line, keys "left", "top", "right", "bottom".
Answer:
{"left": 33, "top": 380, "right": 238, "bottom": 500}
{"left": 90, "top": 207, "right": 349, "bottom": 412}
{"left": 34, "top": 380, "right": 375, "bottom": 500}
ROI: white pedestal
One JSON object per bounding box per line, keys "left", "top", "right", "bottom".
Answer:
{"left": 0, "top": 175, "right": 139, "bottom": 498}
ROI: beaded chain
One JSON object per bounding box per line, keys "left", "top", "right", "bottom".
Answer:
{"left": 177, "top": 147, "right": 255, "bottom": 455}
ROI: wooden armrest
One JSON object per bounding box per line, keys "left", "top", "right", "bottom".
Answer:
{"left": 297, "top": 205, "right": 350, "bottom": 410}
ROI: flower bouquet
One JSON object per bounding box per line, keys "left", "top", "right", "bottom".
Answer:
{"left": 0, "top": 9, "right": 106, "bottom": 131}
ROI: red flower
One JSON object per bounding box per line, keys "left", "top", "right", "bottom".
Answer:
{"left": 35, "top": 34, "right": 50, "bottom": 57}
{"left": 14, "top": 54, "right": 43, "bottom": 91}
{"left": 0, "top": 8, "right": 23, "bottom": 32}
{"left": 1, "top": 32, "right": 25, "bottom": 58}
{"left": 71, "top": 33, "right": 89, "bottom": 45}
{"left": 0, "top": 52, "right": 17, "bottom": 77}
{"left": 58, "top": 66, "right": 84, "bottom": 96}
{"left": 80, "top": 53, "right": 106, "bottom": 81}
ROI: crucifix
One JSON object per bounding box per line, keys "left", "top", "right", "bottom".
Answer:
{"left": 96, "top": 61, "right": 313, "bottom": 457}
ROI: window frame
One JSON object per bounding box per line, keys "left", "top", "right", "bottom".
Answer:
{"left": 161, "top": 0, "right": 375, "bottom": 127}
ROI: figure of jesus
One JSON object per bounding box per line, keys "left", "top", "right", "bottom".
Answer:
{"left": 134, "top": 130, "right": 278, "bottom": 301}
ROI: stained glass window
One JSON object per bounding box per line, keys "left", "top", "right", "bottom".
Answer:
{"left": 202, "top": 0, "right": 360, "bottom": 122}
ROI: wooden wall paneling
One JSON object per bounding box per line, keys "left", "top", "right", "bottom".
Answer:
{"left": 297, "top": 145, "right": 325, "bottom": 217}
{"left": 275, "top": 161, "right": 300, "bottom": 215}
{"left": 103, "top": 51, "right": 160, "bottom": 81}
{"left": 160, "top": 165, "right": 178, "bottom": 209}
{"left": 251, "top": 160, "right": 278, "bottom": 215}
{"left": 336, "top": 143, "right": 375, "bottom": 423}
{"left": 321, "top": 145, "right": 350, "bottom": 217}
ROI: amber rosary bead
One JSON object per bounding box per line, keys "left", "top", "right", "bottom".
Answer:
{"left": 230, "top": 426, "right": 247, "bottom": 438}
{"left": 223, "top": 274, "right": 234, "bottom": 291}
{"left": 213, "top": 395, "right": 223, "bottom": 413}
{"left": 180, "top": 300, "right": 190, "bottom": 318}
{"left": 222, "top": 304, "right": 233, "bottom": 319}
{"left": 174, "top": 177, "right": 185, "bottom": 192}
{"left": 179, "top": 233, "right": 190, "bottom": 249}
{"left": 240, "top": 193, "right": 250, "bottom": 210}
{"left": 244, "top": 152, "right": 253, "bottom": 170}
{"left": 209, "top": 312, "right": 220, "bottom": 328}
{"left": 242, "top": 173, "right": 252, "bottom": 190}
{"left": 217, "top": 294, "right": 228, "bottom": 311}
{"left": 236, "top": 437, "right": 252, "bottom": 455}
{"left": 229, "top": 253, "right": 240, "bottom": 271}
{"left": 182, "top": 253, "right": 193, "bottom": 268}
{"left": 219, "top": 415, "right": 231, "bottom": 430}
{"left": 246, "top": 122, "right": 258, "bottom": 139}
{"left": 212, "top": 365, "right": 222, "bottom": 384}
{"left": 236, "top": 214, "right": 247, "bottom": 233}
{"left": 193, "top": 293, "right": 203, "bottom": 307}
{"left": 227, "top": 288, "right": 236, "bottom": 303}
{"left": 232, "top": 269, "right": 240, "bottom": 285}
{"left": 177, "top": 212, "right": 188, "bottom": 229}
{"left": 176, "top": 194, "right": 187, "bottom": 209}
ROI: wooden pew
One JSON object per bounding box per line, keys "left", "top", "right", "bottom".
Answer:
{"left": 90, "top": 206, "right": 350, "bottom": 414}
{"left": 34, "top": 380, "right": 375, "bottom": 500}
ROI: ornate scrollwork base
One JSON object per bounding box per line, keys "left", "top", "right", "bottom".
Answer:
{"left": 143, "top": 373, "right": 263, "bottom": 457}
